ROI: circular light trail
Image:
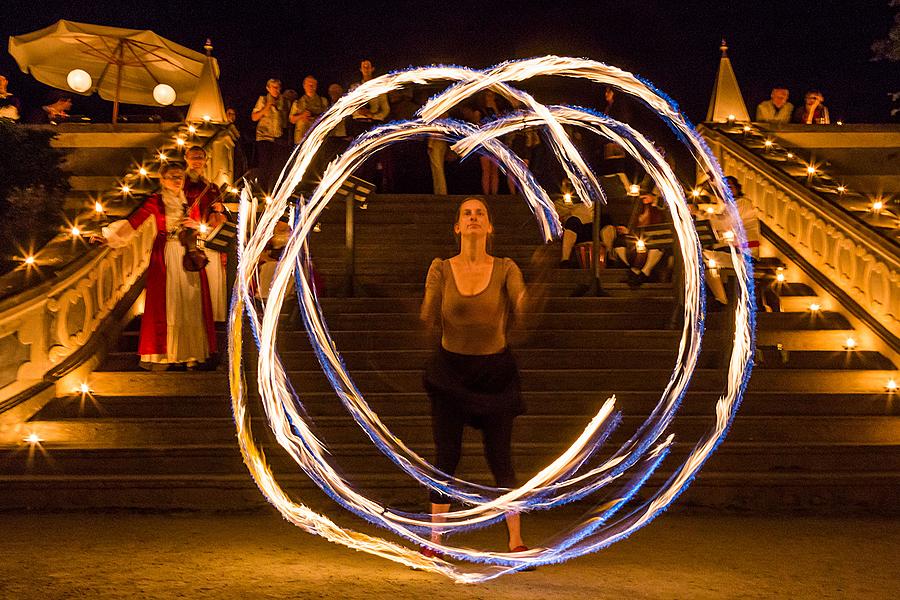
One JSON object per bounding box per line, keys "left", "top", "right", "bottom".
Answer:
{"left": 228, "top": 56, "right": 755, "bottom": 581}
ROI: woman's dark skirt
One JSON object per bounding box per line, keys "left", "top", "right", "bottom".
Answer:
{"left": 423, "top": 346, "right": 525, "bottom": 419}
{"left": 423, "top": 346, "right": 524, "bottom": 503}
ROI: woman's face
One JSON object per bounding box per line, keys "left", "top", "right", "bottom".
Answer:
{"left": 455, "top": 198, "right": 493, "bottom": 238}
{"left": 161, "top": 169, "right": 185, "bottom": 194}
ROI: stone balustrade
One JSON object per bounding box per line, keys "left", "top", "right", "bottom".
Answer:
{"left": 702, "top": 127, "right": 899, "bottom": 341}
{"left": 0, "top": 219, "right": 155, "bottom": 405}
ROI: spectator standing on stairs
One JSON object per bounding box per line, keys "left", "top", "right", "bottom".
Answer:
{"left": 289, "top": 76, "right": 329, "bottom": 145}
{"left": 251, "top": 78, "right": 287, "bottom": 193}
{"left": 420, "top": 197, "right": 532, "bottom": 559}
{"left": 349, "top": 59, "right": 390, "bottom": 188}
{"left": 348, "top": 59, "right": 390, "bottom": 136}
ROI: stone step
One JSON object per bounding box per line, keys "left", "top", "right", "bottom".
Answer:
{"left": 14, "top": 415, "right": 900, "bottom": 448}
{"left": 313, "top": 262, "right": 666, "bottom": 283}
{"left": 34, "top": 391, "right": 900, "bottom": 420}
{"left": 82, "top": 369, "right": 899, "bottom": 397}
{"left": 340, "top": 281, "right": 737, "bottom": 298}
{"left": 3, "top": 436, "right": 898, "bottom": 475}
{"left": 98, "top": 348, "right": 896, "bottom": 373}
{"left": 128, "top": 308, "right": 858, "bottom": 336}
{"left": 775, "top": 282, "right": 816, "bottom": 297}
{"left": 115, "top": 328, "right": 685, "bottom": 353}
{"left": 2, "top": 470, "right": 897, "bottom": 512}
{"left": 110, "top": 327, "right": 861, "bottom": 355}
{"left": 232, "top": 291, "right": 805, "bottom": 317}
{"left": 319, "top": 208, "right": 552, "bottom": 225}
{"left": 275, "top": 310, "right": 852, "bottom": 332}
{"left": 296, "top": 311, "right": 678, "bottom": 331}
{"left": 307, "top": 242, "right": 544, "bottom": 260}
{"left": 312, "top": 296, "right": 677, "bottom": 313}
{"left": 311, "top": 229, "right": 548, "bottom": 244}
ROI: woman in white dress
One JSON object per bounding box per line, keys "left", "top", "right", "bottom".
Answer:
{"left": 102, "top": 163, "right": 216, "bottom": 369}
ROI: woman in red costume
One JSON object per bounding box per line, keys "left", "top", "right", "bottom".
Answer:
{"left": 102, "top": 162, "right": 216, "bottom": 369}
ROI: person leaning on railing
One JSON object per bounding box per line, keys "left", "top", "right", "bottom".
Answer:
{"left": 792, "top": 90, "right": 830, "bottom": 125}
{"left": 755, "top": 87, "right": 793, "bottom": 124}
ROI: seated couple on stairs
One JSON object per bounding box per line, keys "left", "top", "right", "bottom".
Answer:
{"left": 557, "top": 176, "right": 671, "bottom": 288}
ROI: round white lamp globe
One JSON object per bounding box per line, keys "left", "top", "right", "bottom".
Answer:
{"left": 152, "top": 84, "right": 176, "bottom": 106}
{"left": 66, "top": 69, "right": 92, "bottom": 93}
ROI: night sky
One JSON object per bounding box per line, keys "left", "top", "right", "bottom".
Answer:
{"left": 2, "top": 0, "right": 897, "bottom": 125}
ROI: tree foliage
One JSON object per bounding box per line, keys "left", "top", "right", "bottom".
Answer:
{"left": 0, "top": 120, "right": 70, "bottom": 268}
{"left": 872, "top": 0, "right": 900, "bottom": 61}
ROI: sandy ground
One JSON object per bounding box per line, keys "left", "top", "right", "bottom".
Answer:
{"left": 1, "top": 510, "right": 897, "bottom": 599}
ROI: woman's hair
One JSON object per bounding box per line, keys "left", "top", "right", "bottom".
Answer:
{"left": 454, "top": 196, "right": 493, "bottom": 250}
{"left": 159, "top": 162, "right": 186, "bottom": 178}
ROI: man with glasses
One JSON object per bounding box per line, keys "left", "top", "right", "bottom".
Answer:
{"left": 184, "top": 146, "right": 227, "bottom": 323}
{"left": 251, "top": 78, "right": 287, "bottom": 191}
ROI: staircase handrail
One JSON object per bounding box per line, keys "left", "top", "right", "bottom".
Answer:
{"left": 700, "top": 125, "right": 899, "bottom": 351}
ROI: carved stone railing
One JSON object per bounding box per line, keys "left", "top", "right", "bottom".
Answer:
{"left": 0, "top": 219, "right": 155, "bottom": 407}
{"left": 701, "top": 125, "right": 900, "bottom": 347}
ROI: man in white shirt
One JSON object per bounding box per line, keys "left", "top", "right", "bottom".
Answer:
{"left": 755, "top": 87, "right": 793, "bottom": 124}
{"left": 348, "top": 59, "right": 389, "bottom": 136}
{"left": 251, "top": 78, "right": 287, "bottom": 191}
{"left": 289, "top": 76, "right": 329, "bottom": 144}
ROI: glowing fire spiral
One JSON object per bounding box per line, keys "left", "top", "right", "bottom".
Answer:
{"left": 228, "top": 56, "right": 754, "bottom": 582}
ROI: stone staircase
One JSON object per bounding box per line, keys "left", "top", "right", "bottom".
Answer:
{"left": 2, "top": 194, "right": 898, "bottom": 513}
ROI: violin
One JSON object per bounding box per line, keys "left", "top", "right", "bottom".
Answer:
{"left": 178, "top": 203, "right": 209, "bottom": 272}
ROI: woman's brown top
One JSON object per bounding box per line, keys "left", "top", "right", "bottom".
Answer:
{"left": 421, "top": 257, "right": 525, "bottom": 355}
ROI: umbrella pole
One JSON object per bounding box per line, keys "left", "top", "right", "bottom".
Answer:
{"left": 112, "top": 41, "right": 124, "bottom": 125}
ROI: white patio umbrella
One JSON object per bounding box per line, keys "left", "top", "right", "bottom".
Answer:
{"left": 8, "top": 19, "right": 218, "bottom": 123}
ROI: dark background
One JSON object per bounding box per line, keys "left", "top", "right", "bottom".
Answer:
{"left": 2, "top": 0, "right": 897, "bottom": 125}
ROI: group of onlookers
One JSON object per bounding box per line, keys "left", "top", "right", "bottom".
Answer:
{"left": 755, "top": 87, "right": 831, "bottom": 125}
{"left": 247, "top": 59, "right": 392, "bottom": 191}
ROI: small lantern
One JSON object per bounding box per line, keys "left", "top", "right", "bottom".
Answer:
{"left": 153, "top": 84, "right": 177, "bottom": 106}
{"left": 66, "top": 69, "right": 92, "bottom": 93}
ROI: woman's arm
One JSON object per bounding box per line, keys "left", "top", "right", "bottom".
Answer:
{"left": 203, "top": 185, "right": 227, "bottom": 228}
{"left": 288, "top": 100, "right": 302, "bottom": 125}
{"left": 420, "top": 258, "right": 444, "bottom": 334}
{"left": 102, "top": 199, "right": 155, "bottom": 248}
{"left": 504, "top": 258, "right": 527, "bottom": 317}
